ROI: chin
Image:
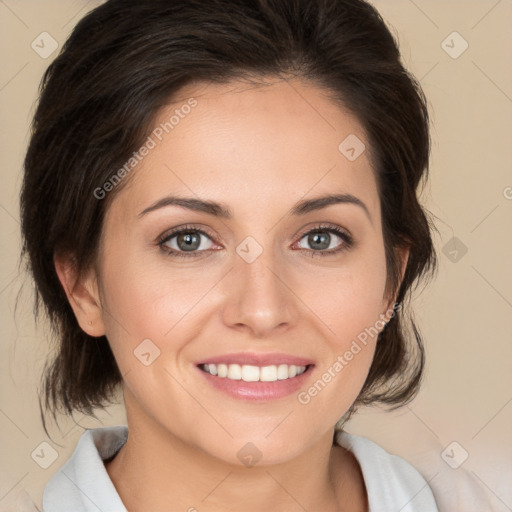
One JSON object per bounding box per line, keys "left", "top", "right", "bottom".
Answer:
{"left": 195, "top": 429, "right": 316, "bottom": 468}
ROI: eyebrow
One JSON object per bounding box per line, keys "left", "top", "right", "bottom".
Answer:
{"left": 138, "top": 193, "right": 371, "bottom": 223}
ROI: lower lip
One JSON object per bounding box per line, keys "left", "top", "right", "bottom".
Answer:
{"left": 196, "top": 366, "right": 313, "bottom": 401}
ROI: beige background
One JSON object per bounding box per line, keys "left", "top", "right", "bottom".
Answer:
{"left": 1, "top": 1, "right": 511, "bottom": 510}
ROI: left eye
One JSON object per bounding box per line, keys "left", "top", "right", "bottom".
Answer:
{"left": 296, "top": 228, "right": 350, "bottom": 252}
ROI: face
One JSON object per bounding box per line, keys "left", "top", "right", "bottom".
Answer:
{"left": 85, "top": 78, "right": 404, "bottom": 465}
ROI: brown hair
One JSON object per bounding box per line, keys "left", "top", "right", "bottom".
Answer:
{"left": 20, "top": 0, "right": 438, "bottom": 433}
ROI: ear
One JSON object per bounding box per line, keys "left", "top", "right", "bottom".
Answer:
{"left": 54, "top": 252, "right": 106, "bottom": 337}
{"left": 382, "top": 245, "right": 410, "bottom": 317}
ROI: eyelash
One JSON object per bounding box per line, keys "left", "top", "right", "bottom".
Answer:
{"left": 157, "top": 223, "right": 354, "bottom": 259}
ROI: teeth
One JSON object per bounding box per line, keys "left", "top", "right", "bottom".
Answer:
{"left": 202, "top": 363, "right": 307, "bottom": 381}
{"left": 260, "top": 365, "right": 277, "bottom": 382}
{"left": 217, "top": 364, "right": 228, "bottom": 378}
{"left": 277, "top": 364, "right": 289, "bottom": 380}
{"left": 241, "top": 365, "right": 260, "bottom": 382}
{"left": 227, "top": 364, "right": 242, "bottom": 380}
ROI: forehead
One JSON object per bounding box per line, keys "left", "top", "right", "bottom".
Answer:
{"left": 111, "top": 78, "right": 380, "bottom": 224}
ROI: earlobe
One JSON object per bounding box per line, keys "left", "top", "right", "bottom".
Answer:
{"left": 53, "top": 253, "right": 106, "bottom": 337}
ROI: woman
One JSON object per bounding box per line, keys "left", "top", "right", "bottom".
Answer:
{"left": 21, "top": 0, "right": 439, "bottom": 510}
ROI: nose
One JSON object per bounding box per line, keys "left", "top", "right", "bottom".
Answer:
{"left": 220, "top": 247, "right": 300, "bottom": 338}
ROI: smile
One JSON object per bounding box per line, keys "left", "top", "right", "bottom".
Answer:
{"left": 200, "top": 363, "right": 308, "bottom": 382}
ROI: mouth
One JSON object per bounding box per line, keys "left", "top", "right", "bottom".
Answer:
{"left": 195, "top": 353, "right": 314, "bottom": 401}
{"left": 199, "top": 363, "right": 310, "bottom": 382}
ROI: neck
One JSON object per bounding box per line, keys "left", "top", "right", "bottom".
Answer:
{"left": 105, "top": 393, "right": 366, "bottom": 512}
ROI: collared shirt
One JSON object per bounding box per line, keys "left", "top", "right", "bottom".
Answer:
{"left": 42, "top": 425, "right": 439, "bottom": 512}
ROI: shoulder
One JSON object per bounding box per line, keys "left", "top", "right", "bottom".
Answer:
{"left": 42, "top": 426, "right": 128, "bottom": 512}
{"left": 335, "top": 430, "right": 439, "bottom": 512}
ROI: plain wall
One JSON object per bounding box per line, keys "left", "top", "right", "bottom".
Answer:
{"left": 1, "top": 1, "right": 511, "bottom": 510}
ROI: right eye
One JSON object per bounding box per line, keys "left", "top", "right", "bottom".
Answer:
{"left": 157, "top": 225, "right": 218, "bottom": 258}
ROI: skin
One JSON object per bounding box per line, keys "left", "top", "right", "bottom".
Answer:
{"left": 56, "top": 77, "right": 408, "bottom": 512}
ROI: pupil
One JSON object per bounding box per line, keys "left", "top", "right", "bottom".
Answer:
{"left": 309, "top": 232, "right": 330, "bottom": 250}
{"left": 178, "top": 232, "right": 200, "bottom": 251}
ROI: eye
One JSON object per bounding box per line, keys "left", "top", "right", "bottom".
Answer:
{"left": 295, "top": 225, "right": 353, "bottom": 256}
{"left": 158, "top": 225, "right": 217, "bottom": 258}
{"left": 157, "top": 223, "right": 353, "bottom": 259}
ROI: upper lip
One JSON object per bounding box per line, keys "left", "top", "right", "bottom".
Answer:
{"left": 196, "top": 352, "right": 314, "bottom": 367}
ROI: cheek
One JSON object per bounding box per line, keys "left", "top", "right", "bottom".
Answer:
{"left": 96, "top": 261, "right": 212, "bottom": 428}
{"left": 292, "top": 247, "right": 388, "bottom": 405}
{"left": 97, "top": 246, "right": 228, "bottom": 376}
{"left": 298, "top": 247, "right": 388, "bottom": 346}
